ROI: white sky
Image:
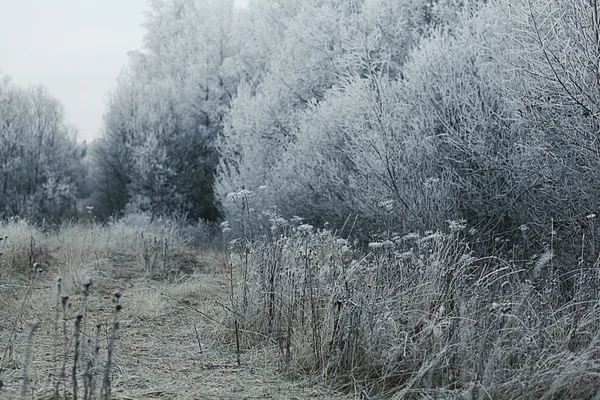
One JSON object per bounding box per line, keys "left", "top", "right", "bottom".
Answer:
{"left": 0, "top": 0, "right": 248, "bottom": 142}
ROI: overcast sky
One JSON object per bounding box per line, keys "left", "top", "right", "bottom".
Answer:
{"left": 0, "top": 0, "right": 247, "bottom": 142}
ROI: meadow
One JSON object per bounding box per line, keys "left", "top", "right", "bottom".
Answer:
{"left": 1, "top": 212, "right": 599, "bottom": 399}
{"left": 2, "top": 0, "right": 600, "bottom": 398}
{"left": 0, "top": 215, "right": 345, "bottom": 399}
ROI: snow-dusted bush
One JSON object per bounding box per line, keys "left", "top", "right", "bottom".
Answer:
{"left": 216, "top": 0, "right": 438, "bottom": 230}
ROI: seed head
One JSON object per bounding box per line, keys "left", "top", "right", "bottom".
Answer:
{"left": 82, "top": 276, "right": 92, "bottom": 290}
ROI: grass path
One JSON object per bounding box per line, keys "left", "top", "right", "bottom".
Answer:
{"left": 0, "top": 263, "right": 349, "bottom": 399}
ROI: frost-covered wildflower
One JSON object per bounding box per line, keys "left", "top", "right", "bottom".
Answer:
{"left": 519, "top": 224, "right": 528, "bottom": 233}
{"left": 419, "top": 232, "right": 443, "bottom": 243}
{"left": 336, "top": 238, "right": 349, "bottom": 246}
{"left": 226, "top": 189, "right": 254, "bottom": 201}
{"left": 447, "top": 219, "right": 467, "bottom": 232}
{"left": 402, "top": 232, "right": 420, "bottom": 241}
{"left": 378, "top": 200, "right": 394, "bottom": 211}
{"left": 219, "top": 221, "right": 231, "bottom": 233}
{"left": 274, "top": 217, "right": 287, "bottom": 226}
{"left": 369, "top": 240, "right": 393, "bottom": 249}
{"left": 297, "top": 224, "right": 314, "bottom": 233}
{"left": 269, "top": 215, "right": 288, "bottom": 232}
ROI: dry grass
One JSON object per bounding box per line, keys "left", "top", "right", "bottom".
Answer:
{"left": 220, "top": 210, "right": 600, "bottom": 399}
{"left": 4, "top": 212, "right": 600, "bottom": 399}
{"left": 0, "top": 217, "right": 348, "bottom": 399}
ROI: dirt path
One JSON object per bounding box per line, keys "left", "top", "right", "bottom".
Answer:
{"left": 0, "top": 272, "right": 350, "bottom": 400}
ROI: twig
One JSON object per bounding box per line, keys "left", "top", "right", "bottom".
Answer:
{"left": 234, "top": 319, "right": 241, "bottom": 367}
{"left": 193, "top": 323, "right": 203, "bottom": 354}
{"left": 101, "top": 291, "right": 122, "bottom": 400}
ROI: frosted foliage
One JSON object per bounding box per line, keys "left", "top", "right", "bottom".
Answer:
{"left": 0, "top": 76, "right": 83, "bottom": 221}
{"left": 258, "top": 0, "right": 552, "bottom": 232}
{"left": 381, "top": 0, "right": 600, "bottom": 235}
{"left": 344, "top": 76, "right": 454, "bottom": 230}
{"left": 232, "top": 0, "right": 302, "bottom": 85}
{"left": 127, "top": 134, "right": 179, "bottom": 215}
{"left": 93, "top": 0, "right": 238, "bottom": 220}
{"left": 217, "top": 0, "right": 347, "bottom": 211}
{"left": 88, "top": 0, "right": 600, "bottom": 259}
{"left": 272, "top": 72, "right": 454, "bottom": 230}
{"left": 503, "top": 0, "right": 600, "bottom": 114}
{"left": 492, "top": 0, "right": 600, "bottom": 231}
{"left": 95, "top": 68, "right": 220, "bottom": 219}
{"left": 217, "top": 0, "right": 432, "bottom": 223}
{"left": 397, "top": 11, "right": 532, "bottom": 230}
{"left": 142, "top": 0, "right": 237, "bottom": 123}
{"left": 266, "top": 81, "right": 367, "bottom": 224}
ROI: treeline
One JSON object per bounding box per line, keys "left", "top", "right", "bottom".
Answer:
{"left": 3, "top": 0, "right": 600, "bottom": 261}
{"left": 0, "top": 75, "right": 87, "bottom": 222}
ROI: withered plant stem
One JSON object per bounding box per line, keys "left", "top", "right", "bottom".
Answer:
{"left": 72, "top": 314, "right": 83, "bottom": 400}
{"left": 21, "top": 319, "right": 39, "bottom": 399}
{"left": 101, "top": 291, "right": 122, "bottom": 400}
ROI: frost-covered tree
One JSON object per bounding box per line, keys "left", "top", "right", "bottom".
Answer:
{"left": 0, "top": 75, "right": 85, "bottom": 222}
{"left": 92, "top": 0, "right": 240, "bottom": 220}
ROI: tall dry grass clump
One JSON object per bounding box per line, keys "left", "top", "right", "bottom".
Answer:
{"left": 0, "top": 218, "right": 46, "bottom": 274}
{"left": 222, "top": 210, "right": 600, "bottom": 399}
{"left": 43, "top": 213, "right": 205, "bottom": 286}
